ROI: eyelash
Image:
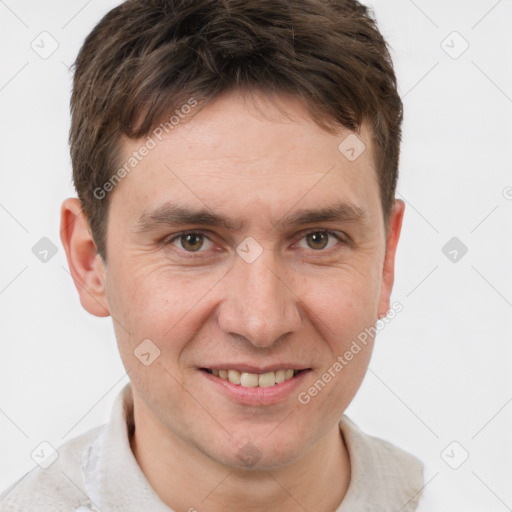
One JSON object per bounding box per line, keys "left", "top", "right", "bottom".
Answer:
{"left": 164, "top": 229, "right": 346, "bottom": 257}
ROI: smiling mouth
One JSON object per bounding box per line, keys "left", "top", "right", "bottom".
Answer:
{"left": 200, "top": 368, "right": 308, "bottom": 388}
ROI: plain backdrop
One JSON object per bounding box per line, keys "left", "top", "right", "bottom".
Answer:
{"left": 1, "top": 1, "right": 511, "bottom": 510}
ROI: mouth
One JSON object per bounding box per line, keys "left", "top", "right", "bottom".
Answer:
{"left": 200, "top": 368, "right": 309, "bottom": 388}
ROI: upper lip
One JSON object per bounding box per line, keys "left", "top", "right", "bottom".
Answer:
{"left": 201, "top": 364, "right": 311, "bottom": 373}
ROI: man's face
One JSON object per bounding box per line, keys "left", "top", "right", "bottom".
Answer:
{"left": 100, "top": 91, "right": 399, "bottom": 470}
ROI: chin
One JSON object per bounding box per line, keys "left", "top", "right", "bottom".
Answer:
{"left": 209, "top": 428, "right": 309, "bottom": 472}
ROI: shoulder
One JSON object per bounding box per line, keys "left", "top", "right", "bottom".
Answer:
{"left": 0, "top": 425, "right": 105, "bottom": 512}
{"left": 338, "top": 416, "right": 425, "bottom": 512}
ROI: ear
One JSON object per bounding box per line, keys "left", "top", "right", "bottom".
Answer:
{"left": 60, "top": 198, "right": 110, "bottom": 317}
{"left": 377, "top": 199, "right": 405, "bottom": 318}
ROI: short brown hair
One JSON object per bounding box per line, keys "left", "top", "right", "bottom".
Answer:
{"left": 70, "top": 0, "right": 403, "bottom": 260}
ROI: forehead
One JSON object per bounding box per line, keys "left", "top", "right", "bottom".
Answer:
{"left": 111, "top": 91, "right": 380, "bottom": 226}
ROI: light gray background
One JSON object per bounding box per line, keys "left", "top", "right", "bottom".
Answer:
{"left": 1, "top": 1, "right": 511, "bottom": 510}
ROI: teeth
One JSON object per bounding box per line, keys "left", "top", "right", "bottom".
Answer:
{"left": 227, "top": 369, "right": 241, "bottom": 385}
{"left": 241, "top": 372, "right": 259, "bottom": 387}
{"left": 258, "top": 372, "right": 275, "bottom": 387}
{"left": 274, "top": 370, "right": 286, "bottom": 383}
{"left": 210, "top": 368, "right": 300, "bottom": 387}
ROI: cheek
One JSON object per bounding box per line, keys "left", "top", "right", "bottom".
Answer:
{"left": 295, "top": 267, "right": 378, "bottom": 399}
{"left": 105, "top": 261, "right": 226, "bottom": 356}
{"left": 300, "top": 266, "right": 381, "bottom": 340}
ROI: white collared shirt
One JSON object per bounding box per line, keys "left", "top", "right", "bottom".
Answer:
{"left": 0, "top": 384, "right": 429, "bottom": 511}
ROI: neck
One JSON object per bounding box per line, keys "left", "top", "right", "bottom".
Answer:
{"left": 128, "top": 395, "right": 351, "bottom": 512}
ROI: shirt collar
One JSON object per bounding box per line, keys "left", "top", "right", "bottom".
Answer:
{"left": 81, "top": 384, "right": 170, "bottom": 511}
{"left": 337, "top": 415, "right": 424, "bottom": 511}
{"left": 81, "top": 383, "right": 423, "bottom": 511}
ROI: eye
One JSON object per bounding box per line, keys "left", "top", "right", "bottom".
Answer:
{"left": 168, "top": 232, "right": 214, "bottom": 253}
{"left": 164, "top": 229, "right": 344, "bottom": 257}
{"left": 296, "top": 230, "right": 343, "bottom": 251}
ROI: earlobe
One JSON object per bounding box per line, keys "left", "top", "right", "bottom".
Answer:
{"left": 60, "top": 198, "right": 110, "bottom": 318}
{"left": 377, "top": 199, "right": 405, "bottom": 318}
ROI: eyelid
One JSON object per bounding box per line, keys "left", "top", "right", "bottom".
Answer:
{"left": 164, "top": 228, "right": 346, "bottom": 256}
{"left": 165, "top": 230, "right": 215, "bottom": 255}
{"left": 292, "top": 229, "right": 345, "bottom": 250}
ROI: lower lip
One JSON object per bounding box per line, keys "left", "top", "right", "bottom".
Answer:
{"left": 200, "top": 369, "right": 312, "bottom": 406}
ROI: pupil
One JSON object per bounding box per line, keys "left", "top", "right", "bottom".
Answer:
{"left": 183, "top": 234, "right": 203, "bottom": 251}
{"left": 308, "top": 232, "right": 328, "bottom": 250}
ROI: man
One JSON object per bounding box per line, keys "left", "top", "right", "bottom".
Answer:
{"left": 1, "top": 0, "right": 428, "bottom": 510}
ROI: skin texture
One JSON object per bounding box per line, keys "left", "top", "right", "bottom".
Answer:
{"left": 61, "top": 91, "right": 404, "bottom": 512}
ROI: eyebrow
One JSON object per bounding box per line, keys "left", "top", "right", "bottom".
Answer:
{"left": 134, "top": 203, "right": 243, "bottom": 233}
{"left": 275, "top": 202, "right": 366, "bottom": 230}
{"left": 133, "top": 200, "right": 367, "bottom": 233}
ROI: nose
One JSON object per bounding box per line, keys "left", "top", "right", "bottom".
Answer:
{"left": 216, "top": 246, "right": 302, "bottom": 348}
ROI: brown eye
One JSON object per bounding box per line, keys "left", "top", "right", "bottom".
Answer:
{"left": 166, "top": 231, "right": 216, "bottom": 257}
{"left": 296, "top": 230, "right": 343, "bottom": 252}
{"left": 305, "top": 231, "right": 330, "bottom": 250}
{"left": 179, "top": 233, "right": 205, "bottom": 252}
